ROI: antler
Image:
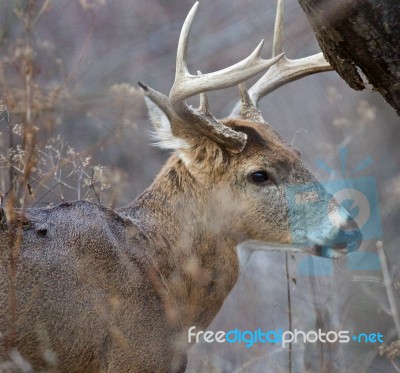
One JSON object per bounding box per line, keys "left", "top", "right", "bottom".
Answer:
{"left": 170, "top": 3, "right": 283, "bottom": 104}
{"left": 232, "top": 0, "right": 333, "bottom": 120}
{"left": 140, "top": 1, "right": 284, "bottom": 153}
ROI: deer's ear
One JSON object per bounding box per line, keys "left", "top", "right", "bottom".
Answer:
{"left": 144, "top": 97, "right": 190, "bottom": 151}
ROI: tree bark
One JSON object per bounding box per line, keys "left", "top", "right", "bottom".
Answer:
{"left": 298, "top": 0, "right": 400, "bottom": 116}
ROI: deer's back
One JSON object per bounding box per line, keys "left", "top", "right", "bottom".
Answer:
{"left": 0, "top": 201, "right": 176, "bottom": 372}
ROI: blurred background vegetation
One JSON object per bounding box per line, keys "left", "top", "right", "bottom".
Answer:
{"left": 0, "top": 0, "right": 399, "bottom": 372}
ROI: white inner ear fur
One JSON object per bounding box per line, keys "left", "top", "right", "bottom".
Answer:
{"left": 144, "top": 97, "right": 190, "bottom": 153}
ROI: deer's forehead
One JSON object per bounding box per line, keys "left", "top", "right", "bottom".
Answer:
{"left": 225, "top": 119, "right": 299, "bottom": 163}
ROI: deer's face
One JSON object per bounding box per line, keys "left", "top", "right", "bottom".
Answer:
{"left": 221, "top": 119, "right": 362, "bottom": 259}
{"left": 145, "top": 96, "right": 361, "bottom": 260}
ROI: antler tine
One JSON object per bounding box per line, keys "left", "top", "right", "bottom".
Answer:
{"left": 175, "top": 1, "right": 198, "bottom": 78}
{"left": 272, "top": 0, "right": 284, "bottom": 57}
{"left": 231, "top": 0, "right": 333, "bottom": 118}
{"left": 248, "top": 53, "right": 332, "bottom": 105}
{"left": 197, "top": 71, "right": 210, "bottom": 114}
{"left": 170, "top": 2, "right": 284, "bottom": 106}
{"left": 249, "top": 0, "right": 333, "bottom": 106}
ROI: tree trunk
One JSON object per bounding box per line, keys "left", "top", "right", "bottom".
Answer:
{"left": 298, "top": 0, "right": 400, "bottom": 116}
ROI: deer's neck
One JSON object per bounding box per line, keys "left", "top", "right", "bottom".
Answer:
{"left": 119, "top": 156, "right": 240, "bottom": 330}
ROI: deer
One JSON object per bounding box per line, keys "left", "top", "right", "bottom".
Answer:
{"left": 0, "top": 1, "right": 362, "bottom": 372}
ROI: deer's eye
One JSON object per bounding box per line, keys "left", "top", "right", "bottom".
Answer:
{"left": 249, "top": 171, "right": 271, "bottom": 185}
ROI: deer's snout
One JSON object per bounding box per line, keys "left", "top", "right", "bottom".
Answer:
{"left": 288, "top": 185, "right": 364, "bottom": 259}
{"left": 333, "top": 213, "right": 362, "bottom": 251}
{"left": 317, "top": 205, "right": 363, "bottom": 258}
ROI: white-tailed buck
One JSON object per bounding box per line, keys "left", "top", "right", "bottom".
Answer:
{"left": 0, "top": 1, "right": 362, "bottom": 372}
